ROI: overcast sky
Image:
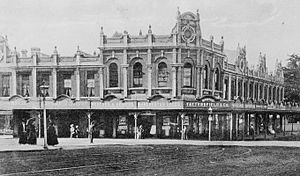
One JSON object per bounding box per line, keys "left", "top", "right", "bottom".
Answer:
{"left": 0, "top": 0, "right": 299, "bottom": 71}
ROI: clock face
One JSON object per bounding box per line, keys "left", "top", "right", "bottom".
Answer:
{"left": 182, "top": 25, "right": 195, "bottom": 43}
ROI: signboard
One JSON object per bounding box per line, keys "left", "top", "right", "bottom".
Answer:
{"left": 119, "top": 116, "right": 127, "bottom": 125}
{"left": 64, "top": 79, "right": 72, "bottom": 88}
{"left": 163, "top": 117, "right": 170, "bottom": 126}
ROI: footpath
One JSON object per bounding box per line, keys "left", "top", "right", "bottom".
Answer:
{"left": 1, "top": 137, "right": 300, "bottom": 152}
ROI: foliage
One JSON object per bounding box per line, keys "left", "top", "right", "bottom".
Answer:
{"left": 284, "top": 54, "right": 300, "bottom": 102}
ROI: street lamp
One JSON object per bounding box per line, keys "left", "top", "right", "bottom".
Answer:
{"left": 208, "top": 106, "right": 213, "bottom": 141}
{"left": 40, "top": 84, "right": 49, "bottom": 149}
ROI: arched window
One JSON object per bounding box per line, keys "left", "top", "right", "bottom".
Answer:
{"left": 204, "top": 65, "right": 209, "bottom": 89}
{"left": 109, "top": 63, "right": 118, "bottom": 87}
{"left": 133, "top": 62, "right": 143, "bottom": 87}
{"left": 214, "top": 68, "right": 220, "bottom": 90}
{"left": 158, "top": 62, "right": 168, "bottom": 87}
{"left": 183, "top": 63, "right": 192, "bottom": 87}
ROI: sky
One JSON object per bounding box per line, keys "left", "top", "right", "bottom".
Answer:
{"left": 0, "top": 0, "right": 300, "bottom": 71}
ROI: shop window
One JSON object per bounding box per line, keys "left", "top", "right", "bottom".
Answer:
{"left": 158, "top": 62, "right": 168, "bottom": 87}
{"left": 109, "top": 63, "right": 118, "bottom": 88}
{"left": 183, "top": 63, "right": 192, "bottom": 87}
{"left": 214, "top": 68, "right": 220, "bottom": 90}
{"left": 204, "top": 65, "right": 209, "bottom": 89}
{"left": 1, "top": 75, "right": 10, "bottom": 97}
{"left": 133, "top": 62, "right": 143, "bottom": 87}
{"left": 87, "top": 72, "right": 95, "bottom": 97}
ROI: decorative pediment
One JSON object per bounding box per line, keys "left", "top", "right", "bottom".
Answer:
{"left": 147, "top": 94, "right": 169, "bottom": 102}
{"left": 197, "top": 95, "right": 219, "bottom": 102}
{"left": 53, "top": 94, "right": 75, "bottom": 103}
{"left": 8, "top": 95, "right": 29, "bottom": 102}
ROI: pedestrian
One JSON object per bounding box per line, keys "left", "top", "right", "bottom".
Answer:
{"left": 250, "top": 124, "right": 255, "bottom": 140}
{"left": 138, "top": 125, "right": 143, "bottom": 139}
{"left": 89, "top": 121, "right": 95, "bottom": 143}
{"left": 70, "top": 124, "right": 75, "bottom": 138}
{"left": 26, "top": 118, "right": 37, "bottom": 145}
{"left": 75, "top": 125, "right": 80, "bottom": 138}
{"left": 47, "top": 122, "right": 59, "bottom": 146}
{"left": 183, "top": 126, "right": 188, "bottom": 140}
{"left": 19, "top": 120, "right": 27, "bottom": 144}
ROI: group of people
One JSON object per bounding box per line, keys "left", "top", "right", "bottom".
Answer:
{"left": 70, "top": 124, "right": 80, "bottom": 138}
{"left": 18, "top": 118, "right": 58, "bottom": 146}
{"left": 19, "top": 118, "right": 37, "bottom": 145}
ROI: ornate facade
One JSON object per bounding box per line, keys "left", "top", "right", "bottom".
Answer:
{"left": 0, "top": 9, "right": 298, "bottom": 140}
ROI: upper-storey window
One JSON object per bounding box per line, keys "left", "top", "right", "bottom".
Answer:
{"left": 63, "top": 74, "right": 72, "bottom": 96}
{"left": 37, "top": 73, "right": 50, "bottom": 97}
{"left": 87, "top": 71, "right": 95, "bottom": 97}
{"left": 17, "top": 74, "right": 30, "bottom": 97}
{"left": 183, "top": 63, "right": 192, "bottom": 87}
{"left": 204, "top": 65, "right": 209, "bottom": 89}
{"left": 1, "top": 75, "right": 10, "bottom": 97}
{"left": 158, "top": 62, "right": 168, "bottom": 87}
{"left": 109, "top": 63, "right": 118, "bottom": 88}
{"left": 214, "top": 67, "right": 220, "bottom": 90}
{"left": 133, "top": 62, "right": 143, "bottom": 87}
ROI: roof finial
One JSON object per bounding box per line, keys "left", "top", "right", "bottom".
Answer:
{"left": 77, "top": 45, "right": 80, "bottom": 52}
{"left": 148, "top": 25, "right": 152, "bottom": 33}
{"left": 53, "top": 46, "right": 58, "bottom": 54}
{"left": 139, "top": 29, "right": 142, "bottom": 36}
{"left": 100, "top": 26, "right": 104, "bottom": 34}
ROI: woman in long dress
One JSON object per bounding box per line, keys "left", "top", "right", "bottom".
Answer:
{"left": 47, "top": 122, "right": 59, "bottom": 146}
{"left": 19, "top": 121, "right": 27, "bottom": 144}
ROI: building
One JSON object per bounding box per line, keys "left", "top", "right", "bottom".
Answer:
{"left": 0, "top": 9, "right": 298, "bottom": 140}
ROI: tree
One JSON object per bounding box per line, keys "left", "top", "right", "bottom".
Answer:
{"left": 283, "top": 54, "right": 300, "bottom": 102}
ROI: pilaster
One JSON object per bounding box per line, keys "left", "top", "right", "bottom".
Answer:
{"left": 32, "top": 68, "right": 37, "bottom": 97}
{"left": 52, "top": 68, "right": 57, "bottom": 99}
{"left": 76, "top": 68, "right": 80, "bottom": 100}
{"left": 11, "top": 70, "right": 17, "bottom": 95}
{"left": 228, "top": 74, "right": 232, "bottom": 100}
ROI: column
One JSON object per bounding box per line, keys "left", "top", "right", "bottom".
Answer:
{"left": 242, "top": 79, "right": 245, "bottom": 101}
{"left": 177, "top": 48, "right": 182, "bottom": 97}
{"left": 228, "top": 75, "right": 232, "bottom": 100}
{"left": 247, "top": 79, "right": 250, "bottom": 100}
{"left": 11, "top": 70, "right": 17, "bottom": 95}
{"left": 266, "top": 85, "right": 269, "bottom": 102}
{"left": 52, "top": 68, "right": 57, "bottom": 99}
{"left": 196, "top": 66, "right": 201, "bottom": 98}
{"left": 200, "top": 50, "right": 204, "bottom": 97}
{"left": 32, "top": 68, "right": 37, "bottom": 97}
{"left": 172, "top": 48, "right": 177, "bottom": 98}
{"left": 147, "top": 49, "right": 152, "bottom": 97}
{"left": 76, "top": 68, "right": 80, "bottom": 100}
{"left": 282, "top": 87, "right": 285, "bottom": 101}
{"left": 99, "top": 67, "right": 104, "bottom": 99}
{"left": 257, "top": 83, "right": 260, "bottom": 100}
{"left": 270, "top": 86, "right": 273, "bottom": 102}
{"left": 222, "top": 77, "right": 226, "bottom": 99}
{"left": 123, "top": 49, "right": 128, "bottom": 98}
{"left": 229, "top": 113, "right": 233, "bottom": 140}
{"left": 262, "top": 84, "right": 265, "bottom": 101}
{"left": 252, "top": 82, "right": 255, "bottom": 100}
{"left": 235, "top": 77, "right": 239, "bottom": 98}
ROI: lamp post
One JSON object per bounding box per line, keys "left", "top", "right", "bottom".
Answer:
{"left": 208, "top": 106, "right": 213, "bottom": 141}
{"left": 40, "top": 84, "right": 49, "bottom": 149}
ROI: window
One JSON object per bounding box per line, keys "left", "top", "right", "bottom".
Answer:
{"left": 158, "top": 62, "right": 168, "bottom": 87}
{"left": 1, "top": 75, "right": 10, "bottom": 97}
{"left": 214, "top": 68, "right": 220, "bottom": 90}
{"left": 109, "top": 63, "right": 118, "bottom": 88}
{"left": 37, "top": 73, "right": 50, "bottom": 97}
{"left": 63, "top": 74, "right": 72, "bottom": 96}
{"left": 17, "top": 74, "right": 30, "bottom": 97}
{"left": 183, "top": 63, "right": 192, "bottom": 87}
{"left": 204, "top": 65, "right": 209, "bottom": 89}
{"left": 133, "top": 62, "right": 143, "bottom": 87}
{"left": 87, "top": 72, "right": 95, "bottom": 97}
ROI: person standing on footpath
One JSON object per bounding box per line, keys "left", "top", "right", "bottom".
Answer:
{"left": 26, "top": 118, "right": 37, "bottom": 145}
{"left": 47, "top": 122, "right": 59, "bottom": 146}
{"left": 89, "top": 121, "right": 95, "bottom": 143}
{"left": 250, "top": 124, "right": 255, "bottom": 140}
{"left": 19, "top": 120, "right": 27, "bottom": 144}
{"left": 70, "top": 124, "right": 75, "bottom": 138}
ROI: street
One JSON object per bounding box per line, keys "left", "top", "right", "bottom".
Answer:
{"left": 1, "top": 144, "right": 300, "bottom": 176}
